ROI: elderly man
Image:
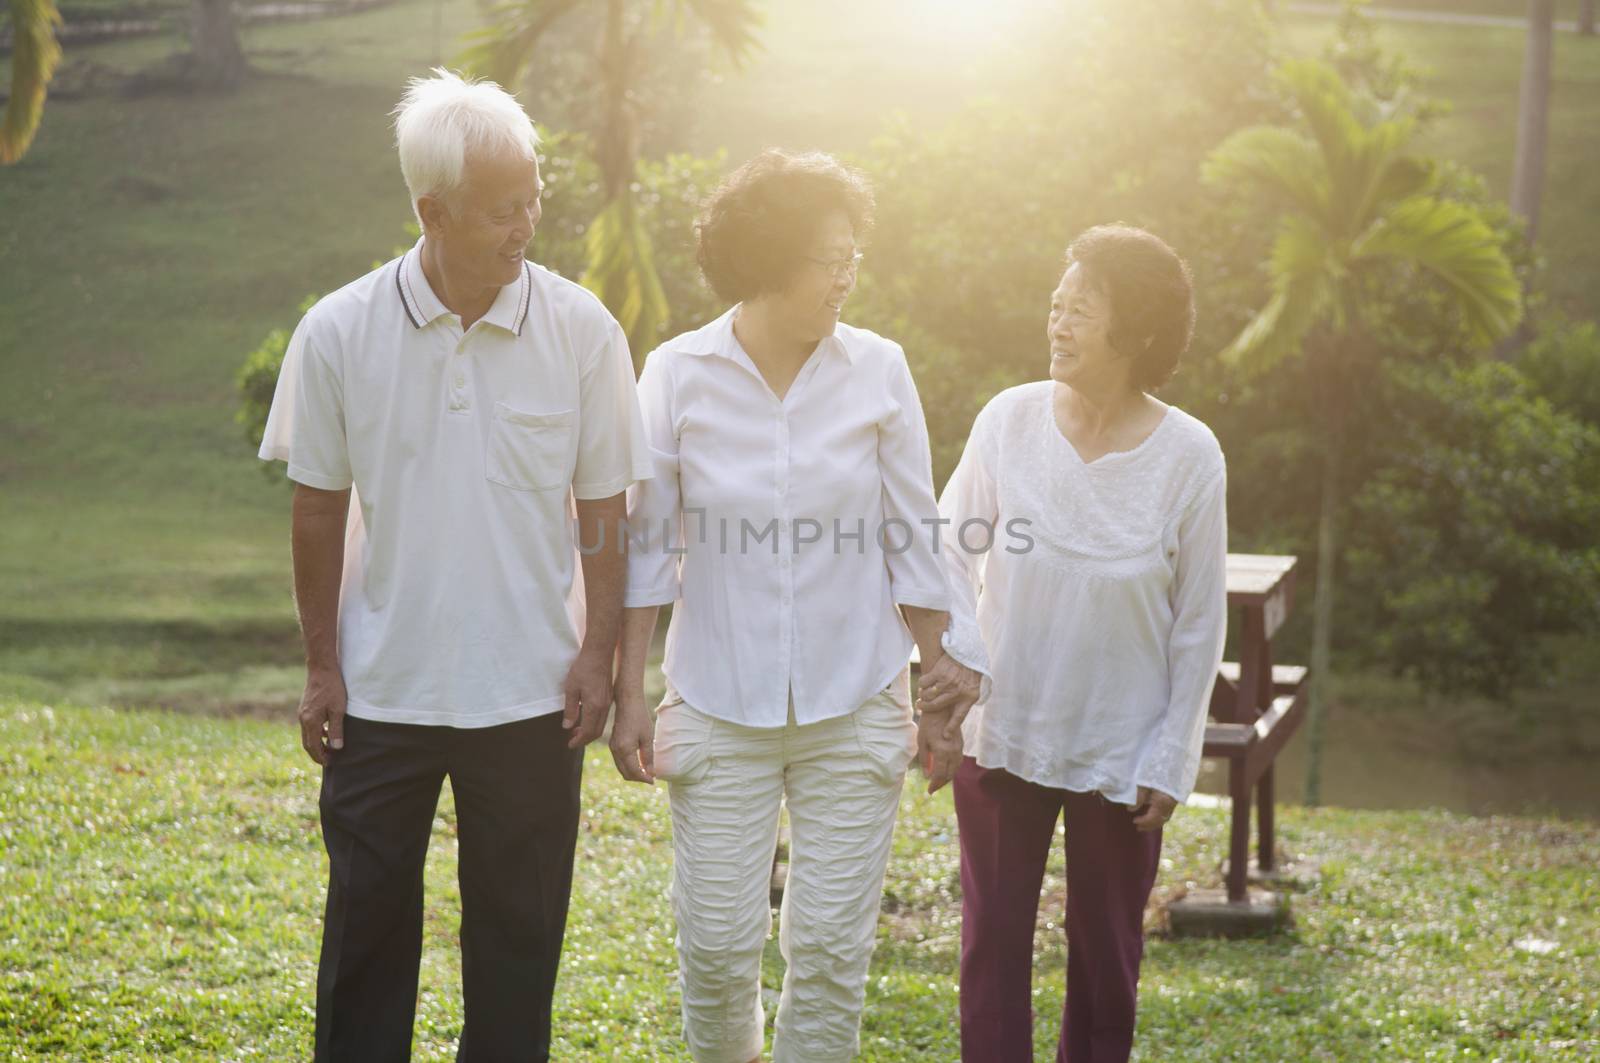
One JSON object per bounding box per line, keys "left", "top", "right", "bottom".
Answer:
{"left": 258, "top": 69, "right": 651, "bottom": 1061}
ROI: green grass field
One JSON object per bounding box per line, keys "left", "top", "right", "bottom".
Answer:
{"left": 2, "top": 697, "right": 1596, "bottom": 1060}
{"left": 1, "top": 8, "right": 1598, "bottom": 1055}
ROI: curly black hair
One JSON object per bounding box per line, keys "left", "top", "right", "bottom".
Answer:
{"left": 695, "top": 150, "right": 876, "bottom": 304}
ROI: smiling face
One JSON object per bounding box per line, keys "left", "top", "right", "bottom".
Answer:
{"left": 419, "top": 151, "right": 542, "bottom": 292}
{"left": 767, "top": 208, "right": 858, "bottom": 345}
{"left": 1047, "top": 262, "right": 1127, "bottom": 390}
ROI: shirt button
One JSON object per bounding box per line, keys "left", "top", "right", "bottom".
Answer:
{"left": 453, "top": 374, "right": 465, "bottom": 387}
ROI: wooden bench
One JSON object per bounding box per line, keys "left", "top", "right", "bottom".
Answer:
{"left": 770, "top": 553, "right": 1310, "bottom": 911}
{"left": 1205, "top": 554, "right": 1309, "bottom": 903}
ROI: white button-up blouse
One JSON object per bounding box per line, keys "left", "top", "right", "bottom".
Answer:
{"left": 625, "top": 308, "right": 987, "bottom": 727}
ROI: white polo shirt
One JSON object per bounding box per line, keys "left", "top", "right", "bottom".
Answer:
{"left": 259, "top": 241, "right": 653, "bottom": 728}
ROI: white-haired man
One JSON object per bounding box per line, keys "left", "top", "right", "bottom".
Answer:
{"left": 258, "top": 69, "right": 652, "bottom": 1061}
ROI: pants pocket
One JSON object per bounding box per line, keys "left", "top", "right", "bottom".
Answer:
{"left": 850, "top": 676, "right": 917, "bottom": 785}
{"left": 652, "top": 697, "right": 718, "bottom": 787}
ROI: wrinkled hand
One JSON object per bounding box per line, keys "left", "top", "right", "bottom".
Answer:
{"left": 562, "top": 648, "right": 613, "bottom": 750}
{"left": 608, "top": 689, "right": 656, "bottom": 784}
{"left": 915, "top": 652, "right": 982, "bottom": 739}
{"left": 916, "top": 707, "right": 964, "bottom": 794}
{"left": 298, "top": 665, "right": 347, "bottom": 767}
{"left": 1131, "top": 786, "right": 1178, "bottom": 832}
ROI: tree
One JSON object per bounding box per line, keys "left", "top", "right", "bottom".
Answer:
{"left": 188, "top": 0, "right": 247, "bottom": 90}
{"left": 1202, "top": 57, "right": 1522, "bottom": 805}
{"left": 1346, "top": 360, "right": 1600, "bottom": 697}
{"left": 1510, "top": 0, "right": 1553, "bottom": 240}
{"left": 1, "top": 0, "right": 62, "bottom": 164}
{"left": 1580, "top": 0, "right": 1595, "bottom": 38}
{"left": 464, "top": 0, "right": 759, "bottom": 360}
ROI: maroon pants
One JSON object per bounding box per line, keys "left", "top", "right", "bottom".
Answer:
{"left": 954, "top": 757, "right": 1163, "bottom": 1063}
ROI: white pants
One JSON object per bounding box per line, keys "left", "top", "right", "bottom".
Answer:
{"left": 653, "top": 674, "right": 917, "bottom": 1063}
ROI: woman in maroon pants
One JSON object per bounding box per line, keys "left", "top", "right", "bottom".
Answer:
{"left": 929, "top": 225, "right": 1228, "bottom": 1062}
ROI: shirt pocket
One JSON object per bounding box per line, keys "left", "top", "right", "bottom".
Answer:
{"left": 485, "top": 403, "right": 575, "bottom": 492}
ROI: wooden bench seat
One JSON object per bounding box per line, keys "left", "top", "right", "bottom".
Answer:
{"left": 1217, "top": 661, "right": 1307, "bottom": 691}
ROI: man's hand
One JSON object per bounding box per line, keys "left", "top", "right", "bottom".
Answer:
{"left": 563, "top": 647, "right": 613, "bottom": 750}
{"left": 608, "top": 689, "right": 656, "bottom": 784}
{"left": 915, "top": 652, "right": 982, "bottom": 739}
{"left": 298, "top": 665, "right": 347, "bottom": 766}
{"left": 1131, "top": 786, "right": 1178, "bottom": 832}
{"left": 916, "top": 707, "right": 964, "bottom": 794}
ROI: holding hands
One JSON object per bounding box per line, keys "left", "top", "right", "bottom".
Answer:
{"left": 915, "top": 652, "right": 982, "bottom": 793}
{"left": 609, "top": 687, "right": 656, "bottom": 785}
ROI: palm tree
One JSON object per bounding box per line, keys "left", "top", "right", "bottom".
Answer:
{"left": 1202, "top": 58, "right": 1522, "bottom": 805}
{"left": 2, "top": 0, "right": 63, "bottom": 164}
{"left": 464, "top": 0, "right": 760, "bottom": 358}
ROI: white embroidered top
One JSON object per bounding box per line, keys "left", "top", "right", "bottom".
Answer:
{"left": 938, "top": 381, "right": 1228, "bottom": 804}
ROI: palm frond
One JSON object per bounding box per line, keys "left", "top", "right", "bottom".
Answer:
{"left": 2, "top": 0, "right": 64, "bottom": 165}
{"left": 1276, "top": 57, "right": 1364, "bottom": 225}
{"left": 457, "top": 0, "right": 584, "bottom": 85}
{"left": 673, "top": 0, "right": 762, "bottom": 67}
{"left": 1202, "top": 124, "right": 1328, "bottom": 221}
{"left": 1365, "top": 153, "right": 1434, "bottom": 217}
{"left": 1351, "top": 195, "right": 1522, "bottom": 345}
{"left": 582, "top": 189, "right": 671, "bottom": 359}
{"left": 1222, "top": 215, "right": 1335, "bottom": 373}
{"left": 1342, "top": 112, "right": 1422, "bottom": 232}
{"left": 1222, "top": 214, "right": 1337, "bottom": 371}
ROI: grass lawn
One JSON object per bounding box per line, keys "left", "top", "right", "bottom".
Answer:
{"left": 2, "top": 696, "right": 1597, "bottom": 1060}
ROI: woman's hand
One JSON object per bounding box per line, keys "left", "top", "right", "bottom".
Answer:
{"left": 915, "top": 653, "right": 982, "bottom": 739}
{"left": 916, "top": 707, "right": 964, "bottom": 794}
{"left": 608, "top": 689, "right": 656, "bottom": 785}
{"left": 1131, "top": 786, "right": 1177, "bottom": 831}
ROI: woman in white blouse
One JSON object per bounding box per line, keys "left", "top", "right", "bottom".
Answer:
{"left": 938, "top": 225, "right": 1227, "bottom": 1063}
{"left": 609, "top": 150, "right": 987, "bottom": 1063}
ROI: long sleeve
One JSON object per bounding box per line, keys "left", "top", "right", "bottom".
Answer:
{"left": 1135, "top": 463, "right": 1229, "bottom": 803}
{"left": 876, "top": 348, "right": 952, "bottom": 612}
{"left": 623, "top": 350, "right": 683, "bottom": 607}
{"left": 935, "top": 403, "right": 1000, "bottom": 680}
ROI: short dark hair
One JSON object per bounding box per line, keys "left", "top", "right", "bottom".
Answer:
{"left": 696, "top": 150, "right": 876, "bottom": 304}
{"left": 1065, "top": 224, "right": 1196, "bottom": 392}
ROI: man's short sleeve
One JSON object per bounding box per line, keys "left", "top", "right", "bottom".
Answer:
{"left": 257, "top": 314, "right": 354, "bottom": 491}
{"left": 571, "top": 322, "right": 653, "bottom": 500}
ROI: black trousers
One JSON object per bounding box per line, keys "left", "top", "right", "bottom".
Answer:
{"left": 313, "top": 712, "right": 583, "bottom": 1062}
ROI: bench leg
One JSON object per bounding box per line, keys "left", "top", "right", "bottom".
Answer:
{"left": 1228, "top": 760, "right": 1251, "bottom": 903}
{"left": 1257, "top": 765, "right": 1276, "bottom": 873}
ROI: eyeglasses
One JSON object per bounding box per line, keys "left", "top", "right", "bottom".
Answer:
{"left": 801, "top": 250, "right": 864, "bottom": 281}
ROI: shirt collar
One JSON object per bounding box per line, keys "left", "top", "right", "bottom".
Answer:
{"left": 396, "top": 238, "right": 533, "bottom": 336}
{"left": 678, "top": 305, "right": 856, "bottom": 365}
